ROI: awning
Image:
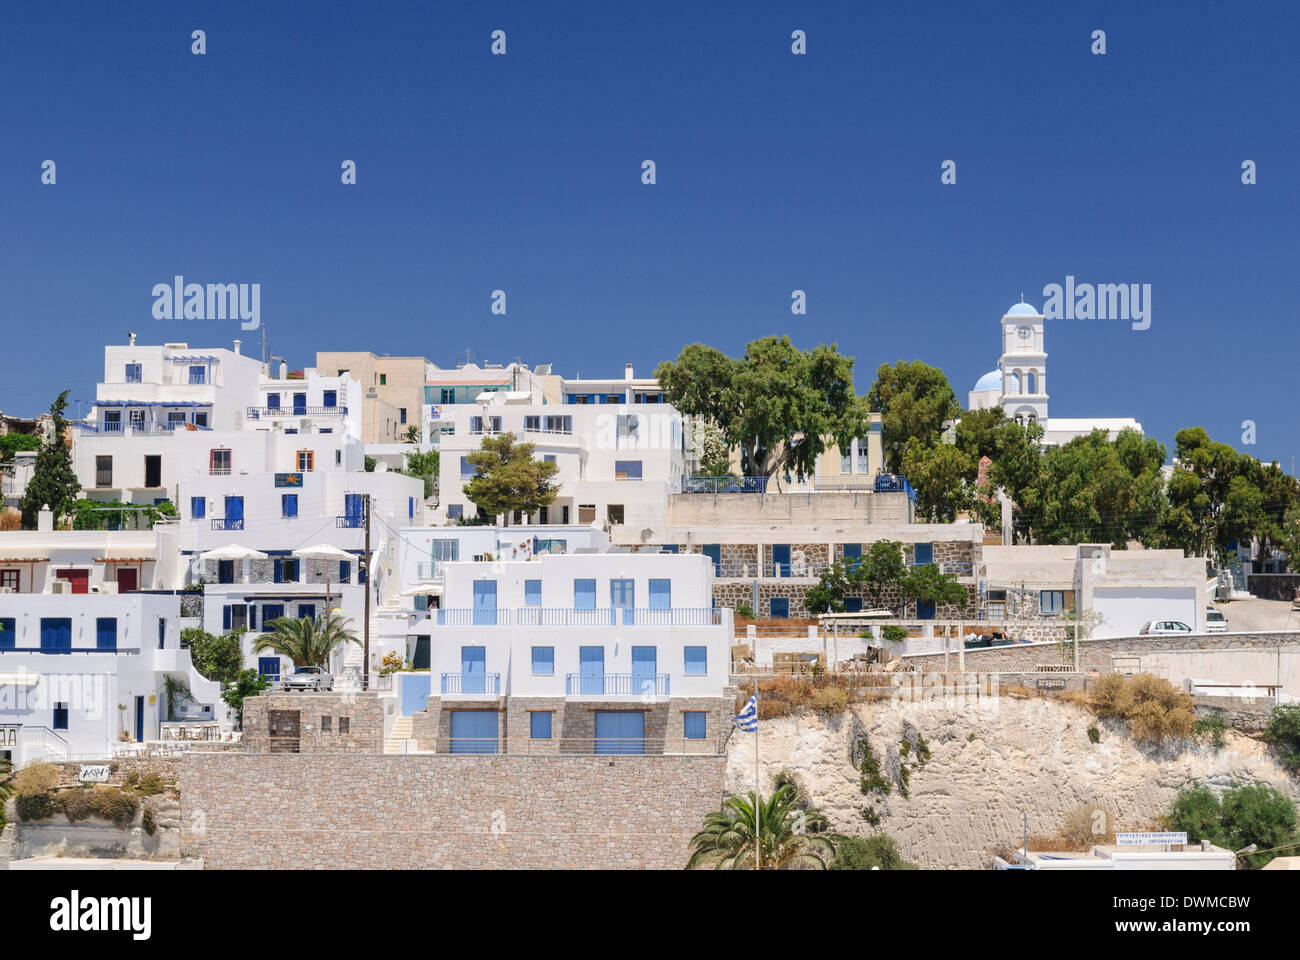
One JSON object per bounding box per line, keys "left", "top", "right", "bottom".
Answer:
{"left": 0, "top": 556, "right": 49, "bottom": 563}
{"left": 93, "top": 556, "right": 153, "bottom": 563}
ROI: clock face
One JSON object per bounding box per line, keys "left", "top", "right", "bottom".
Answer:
{"left": 1016, "top": 325, "right": 1033, "bottom": 341}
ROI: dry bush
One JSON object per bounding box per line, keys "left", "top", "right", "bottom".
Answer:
{"left": 1090, "top": 673, "right": 1195, "bottom": 745}
{"left": 12, "top": 761, "right": 59, "bottom": 797}
{"left": 0, "top": 509, "right": 20, "bottom": 531}
{"left": 56, "top": 786, "right": 138, "bottom": 826}
{"left": 811, "top": 686, "right": 849, "bottom": 714}
{"left": 1091, "top": 673, "right": 1133, "bottom": 718}
{"left": 1028, "top": 803, "right": 1115, "bottom": 851}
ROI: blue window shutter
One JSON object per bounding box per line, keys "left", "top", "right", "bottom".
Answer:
{"left": 222, "top": 605, "right": 232, "bottom": 630}
{"left": 191, "top": 497, "right": 205, "bottom": 519}
{"left": 684, "top": 646, "right": 707, "bottom": 675}
{"left": 914, "top": 543, "right": 933, "bottom": 565}
{"left": 525, "top": 580, "right": 542, "bottom": 606}
{"left": 769, "top": 597, "right": 790, "bottom": 618}
{"left": 274, "top": 562, "right": 283, "bottom": 584}
{"left": 339, "top": 561, "right": 350, "bottom": 582}
{"left": 649, "top": 579, "right": 671, "bottom": 610}
{"left": 298, "top": 604, "right": 316, "bottom": 621}
{"left": 96, "top": 617, "right": 117, "bottom": 651}
{"left": 409, "top": 497, "right": 415, "bottom": 519}
{"left": 844, "top": 597, "right": 863, "bottom": 613}
{"left": 574, "top": 579, "right": 596, "bottom": 610}
{"left": 531, "top": 646, "right": 554, "bottom": 674}
{"left": 917, "top": 600, "right": 936, "bottom": 620}
{"left": 248, "top": 605, "right": 257, "bottom": 631}
{"left": 530, "top": 712, "right": 552, "bottom": 739}
{"left": 684, "top": 712, "right": 706, "bottom": 740}
{"left": 0, "top": 619, "right": 15, "bottom": 650}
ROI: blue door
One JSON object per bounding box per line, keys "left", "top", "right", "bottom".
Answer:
{"left": 266, "top": 393, "right": 280, "bottom": 411}
{"left": 632, "top": 646, "right": 657, "bottom": 697}
{"left": 769, "top": 597, "right": 790, "bottom": 619}
{"left": 134, "top": 696, "right": 144, "bottom": 742}
{"left": 96, "top": 617, "right": 117, "bottom": 651}
{"left": 40, "top": 618, "right": 72, "bottom": 653}
{"left": 258, "top": 656, "right": 281, "bottom": 682}
{"left": 702, "top": 544, "right": 721, "bottom": 575}
{"left": 461, "top": 646, "right": 486, "bottom": 693}
{"left": 218, "top": 559, "right": 235, "bottom": 583}
{"left": 344, "top": 493, "right": 365, "bottom": 527}
{"left": 611, "top": 579, "right": 635, "bottom": 625}
{"left": 293, "top": 392, "right": 307, "bottom": 415}
{"left": 579, "top": 646, "right": 605, "bottom": 695}
{"left": 843, "top": 543, "right": 862, "bottom": 571}
{"left": 472, "top": 580, "right": 497, "bottom": 625}
{"left": 224, "top": 495, "right": 244, "bottom": 529}
{"left": 772, "top": 544, "right": 791, "bottom": 577}
{"left": 449, "top": 710, "right": 498, "bottom": 754}
{"left": 595, "top": 711, "right": 645, "bottom": 755}
{"left": 322, "top": 390, "right": 337, "bottom": 408}
{"left": 648, "top": 579, "right": 671, "bottom": 610}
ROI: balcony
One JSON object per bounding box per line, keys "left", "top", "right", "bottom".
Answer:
{"left": 680, "top": 476, "right": 769, "bottom": 494}
{"left": 515, "top": 607, "right": 722, "bottom": 627}
{"left": 565, "top": 673, "right": 671, "bottom": 697}
{"left": 432, "top": 608, "right": 511, "bottom": 626}
{"left": 211, "top": 518, "right": 244, "bottom": 531}
{"left": 76, "top": 420, "right": 211, "bottom": 436}
{"left": 415, "top": 561, "right": 443, "bottom": 580}
{"left": 713, "top": 561, "right": 832, "bottom": 579}
{"left": 439, "top": 672, "right": 502, "bottom": 696}
{"left": 247, "top": 405, "right": 347, "bottom": 419}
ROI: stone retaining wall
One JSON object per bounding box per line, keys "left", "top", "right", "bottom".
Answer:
{"left": 46, "top": 757, "right": 181, "bottom": 789}
{"left": 180, "top": 753, "right": 727, "bottom": 869}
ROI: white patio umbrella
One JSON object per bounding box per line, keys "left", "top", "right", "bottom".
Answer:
{"left": 292, "top": 543, "right": 355, "bottom": 614}
{"left": 198, "top": 545, "right": 269, "bottom": 584}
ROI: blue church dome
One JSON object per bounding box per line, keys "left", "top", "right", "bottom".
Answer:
{"left": 1006, "top": 301, "right": 1039, "bottom": 317}
{"left": 973, "top": 369, "right": 1002, "bottom": 391}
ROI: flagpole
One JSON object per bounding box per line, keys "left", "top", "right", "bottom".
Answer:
{"left": 754, "top": 690, "right": 760, "bottom": 871}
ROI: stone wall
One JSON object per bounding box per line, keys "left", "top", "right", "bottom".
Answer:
{"left": 1247, "top": 574, "right": 1300, "bottom": 601}
{"left": 45, "top": 757, "right": 181, "bottom": 789}
{"left": 180, "top": 753, "right": 727, "bottom": 869}
{"left": 8, "top": 794, "right": 182, "bottom": 861}
{"left": 242, "top": 691, "right": 384, "bottom": 753}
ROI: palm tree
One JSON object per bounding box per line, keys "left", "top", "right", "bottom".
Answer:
{"left": 687, "top": 784, "right": 835, "bottom": 870}
{"left": 253, "top": 612, "right": 359, "bottom": 668}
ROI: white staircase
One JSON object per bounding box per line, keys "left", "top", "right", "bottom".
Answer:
{"left": 384, "top": 715, "right": 415, "bottom": 754}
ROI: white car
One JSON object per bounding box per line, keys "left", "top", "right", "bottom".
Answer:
{"left": 1205, "top": 608, "right": 1229, "bottom": 634}
{"left": 282, "top": 665, "right": 334, "bottom": 691}
{"left": 1139, "top": 620, "right": 1193, "bottom": 636}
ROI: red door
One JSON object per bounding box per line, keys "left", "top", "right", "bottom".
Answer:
{"left": 55, "top": 569, "right": 90, "bottom": 594}
{"left": 115, "top": 568, "right": 138, "bottom": 592}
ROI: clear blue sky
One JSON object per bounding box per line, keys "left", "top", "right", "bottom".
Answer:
{"left": 2, "top": 1, "right": 1297, "bottom": 466}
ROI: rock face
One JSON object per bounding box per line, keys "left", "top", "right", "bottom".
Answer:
{"left": 724, "top": 697, "right": 1300, "bottom": 868}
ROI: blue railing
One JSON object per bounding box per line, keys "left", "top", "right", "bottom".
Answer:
{"left": 0, "top": 648, "right": 140, "bottom": 655}
{"left": 434, "top": 608, "right": 511, "bottom": 626}
{"left": 875, "top": 474, "right": 918, "bottom": 502}
{"left": 211, "top": 518, "right": 244, "bottom": 530}
{"left": 713, "top": 561, "right": 832, "bottom": 578}
{"left": 565, "top": 673, "right": 670, "bottom": 697}
{"left": 336, "top": 515, "right": 365, "bottom": 528}
{"left": 680, "top": 476, "right": 769, "bottom": 494}
{"left": 440, "top": 672, "right": 502, "bottom": 695}
{"left": 248, "top": 405, "right": 347, "bottom": 418}
{"left": 515, "top": 608, "right": 722, "bottom": 627}
{"left": 76, "top": 420, "right": 210, "bottom": 435}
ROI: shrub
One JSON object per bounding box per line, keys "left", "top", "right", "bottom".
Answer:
{"left": 734, "top": 603, "right": 754, "bottom": 619}
{"left": 1087, "top": 726, "right": 1101, "bottom": 744}
{"left": 16, "top": 793, "right": 55, "bottom": 821}
{"left": 135, "top": 772, "right": 165, "bottom": 797}
{"left": 811, "top": 686, "right": 849, "bottom": 714}
{"left": 0, "top": 509, "right": 20, "bottom": 532}
{"left": 12, "top": 761, "right": 59, "bottom": 797}
{"left": 1090, "top": 673, "right": 1195, "bottom": 745}
{"left": 829, "top": 834, "right": 917, "bottom": 870}
{"left": 880, "top": 625, "right": 909, "bottom": 644}
{"left": 1164, "top": 783, "right": 1298, "bottom": 867}
{"left": 1195, "top": 712, "right": 1228, "bottom": 749}
{"left": 141, "top": 807, "right": 157, "bottom": 836}
{"left": 1164, "top": 786, "right": 1221, "bottom": 843}
{"left": 1091, "top": 673, "right": 1133, "bottom": 719}
{"left": 55, "top": 786, "right": 138, "bottom": 826}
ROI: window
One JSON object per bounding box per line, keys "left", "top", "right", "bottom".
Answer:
{"left": 684, "top": 646, "right": 708, "bottom": 675}
{"left": 266, "top": 393, "right": 280, "bottom": 410}
{"left": 607, "top": 504, "right": 625, "bottom": 524}
{"left": 539, "top": 506, "right": 549, "bottom": 524}
{"left": 574, "top": 579, "right": 596, "bottom": 610}
{"left": 338, "top": 561, "right": 351, "bottom": 583}
{"left": 281, "top": 494, "right": 298, "bottom": 518}
{"left": 40, "top": 618, "right": 72, "bottom": 652}
{"left": 525, "top": 580, "right": 542, "bottom": 606}
{"left": 460, "top": 456, "right": 476, "bottom": 480}
{"left": 297, "top": 450, "right": 314, "bottom": 472}
{"left": 913, "top": 543, "right": 934, "bottom": 566}
{"left": 95, "top": 455, "right": 113, "bottom": 488}
{"left": 684, "top": 712, "right": 707, "bottom": 740}
{"left": 261, "top": 603, "right": 285, "bottom": 625}
{"left": 0, "top": 618, "right": 15, "bottom": 649}
{"left": 339, "top": 717, "right": 349, "bottom": 734}
{"left": 843, "top": 543, "right": 862, "bottom": 570}
{"left": 210, "top": 449, "right": 231, "bottom": 475}
{"left": 273, "top": 558, "right": 299, "bottom": 583}
{"left": 297, "top": 603, "right": 316, "bottom": 621}
{"left": 399, "top": 407, "right": 407, "bottom": 424}
{"left": 543, "top": 454, "right": 556, "bottom": 465}
{"left": 448, "top": 505, "right": 463, "bottom": 520}
{"left": 158, "top": 617, "right": 167, "bottom": 648}
{"left": 222, "top": 604, "right": 248, "bottom": 631}
{"left": 649, "top": 579, "right": 671, "bottom": 609}
{"left": 194, "top": 411, "right": 208, "bottom": 427}
{"left": 96, "top": 617, "right": 117, "bottom": 651}
{"left": 530, "top": 712, "right": 552, "bottom": 739}
{"left": 125, "top": 363, "right": 142, "bottom": 383}
{"left": 0, "top": 570, "right": 18, "bottom": 592}
{"left": 53, "top": 702, "right": 69, "bottom": 730}
{"left": 188, "top": 365, "right": 206, "bottom": 384}
{"left": 531, "top": 646, "right": 554, "bottom": 674}
{"left": 543, "top": 414, "right": 572, "bottom": 433}
{"left": 409, "top": 497, "right": 415, "bottom": 519}
{"left": 440, "top": 388, "right": 455, "bottom": 404}
{"left": 323, "top": 390, "right": 337, "bottom": 408}
{"left": 1040, "top": 590, "right": 1065, "bottom": 615}
{"left": 843, "top": 597, "right": 863, "bottom": 613}
{"left": 614, "top": 460, "right": 642, "bottom": 480}
{"left": 769, "top": 597, "right": 790, "bottom": 618}
{"left": 321, "top": 716, "right": 332, "bottom": 733}
{"left": 917, "top": 600, "right": 936, "bottom": 620}
{"left": 217, "top": 560, "right": 235, "bottom": 584}
{"left": 144, "top": 454, "right": 162, "bottom": 488}
{"left": 379, "top": 373, "right": 387, "bottom": 385}
{"left": 525, "top": 415, "right": 540, "bottom": 431}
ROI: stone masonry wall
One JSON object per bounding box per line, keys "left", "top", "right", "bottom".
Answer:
{"left": 180, "top": 753, "right": 727, "bottom": 869}
{"left": 242, "top": 691, "right": 384, "bottom": 753}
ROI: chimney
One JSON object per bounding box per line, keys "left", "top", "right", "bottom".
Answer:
{"left": 128, "top": 331, "right": 137, "bottom": 347}
{"left": 280, "top": 360, "right": 288, "bottom": 380}
{"left": 624, "top": 363, "right": 634, "bottom": 381}
{"left": 233, "top": 339, "right": 242, "bottom": 356}
{"left": 37, "top": 505, "right": 53, "bottom": 532}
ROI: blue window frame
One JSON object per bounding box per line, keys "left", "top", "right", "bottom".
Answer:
{"left": 96, "top": 617, "right": 118, "bottom": 651}
{"left": 39, "top": 618, "right": 72, "bottom": 653}
{"left": 323, "top": 390, "right": 337, "bottom": 408}
{"left": 266, "top": 393, "right": 280, "bottom": 410}
{"left": 771, "top": 544, "right": 792, "bottom": 577}
{"left": 399, "top": 407, "right": 407, "bottom": 424}
{"left": 0, "top": 618, "right": 14, "bottom": 650}
{"left": 524, "top": 579, "right": 542, "bottom": 606}
{"left": 1040, "top": 590, "right": 1065, "bottom": 615}
{"left": 53, "top": 702, "right": 69, "bottom": 730}
{"left": 843, "top": 597, "right": 864, "bottom": 613}
{"left": 769, "top": 597, "right": 790, "bottom": 619}
{"left": 610, "top": 579, "right": 635, "bottom": 623}
{"left": 217, "top": 559, "right": 235, "bottom": 584}
{"left": 649, "top": 579, "right": 671, "bottom": 610}
{"left": 531, "top": 645, "right": 554, "bottom": 675}
{"left": 297, "top": 604, "right": 316, "bottom": 621}
{"left": 702, "top": 544, "right": 721, "bottom": 575}
{"left": 224, "top": 495, "right": 244, "bottom": 527}
{"left": 448, "top": 504, "right": 463, "bottom": 520}
{"left": 190, "top": 496, "right": 205, "bottom": 519}
{"left": 579, "top": 646, "right": 605, "bottom": 695}
{"left": 258, "top": 656, "right": 281, "bottom": 682}
{"left": 684, "top": 646, "right": 707, "bottom": 675}
{"left": 292, "top": 392, "right": 307, "bottom": 415}
{"left": 125, "top": 363, "right": 142, "bottom": 383}
{"left": 261, "top": 603, "right": 285, "bottom": 626}
{"left": 409, "top": 496, "right": 415, "bottom": 519}
{"left": 338, "top": 561, "right": 351, "bottom": 583}
{"left": 449, "top": 710, "right": 498, "bottom": 754}
{"left": 614, "top": 460, "right": 643, "bottom": 479}
{"left": 281, "top": 494, "right": 298, "bottom": 518}
{"left": 574, "top": 579, "right": 596, "bottom": 610}
{"left": 188, "top": 364, "right": 206, "bottom": 384}
{"left": 530, "top": 711, "right": 552, "bottom": 739}
{"left": 913, "top": 543, "right": 934, "bottom": 566}
{"left": 684, "top": 712, "right": 707, "bottom": 740}
{"left": 273, "top": 558, "right": 299, "bottom": 583}
{"left": 843, "top": 543, "right": 862, "bottom": 570}
{"left": 917, "top": 600, "right": 936, "bottom": 620}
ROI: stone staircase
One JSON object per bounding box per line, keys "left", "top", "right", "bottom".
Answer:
{"left": 384, "top": 715, "right": 415, "bottom": 755}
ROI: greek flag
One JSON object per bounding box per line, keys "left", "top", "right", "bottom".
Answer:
{"left": 734, "top": 695, "right": 758, "bottom": 732}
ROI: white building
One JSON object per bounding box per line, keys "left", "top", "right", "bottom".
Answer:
{"left": 968, "top": 300, "right": 1142, "bottom": 446}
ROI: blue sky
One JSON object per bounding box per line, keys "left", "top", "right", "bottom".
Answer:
{"left": 2, "top": 1, "right": 1297, "bottom": 466}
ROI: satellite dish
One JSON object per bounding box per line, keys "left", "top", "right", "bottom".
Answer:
{"left": 375, "top": 461, "right": 389, "bottom": 473}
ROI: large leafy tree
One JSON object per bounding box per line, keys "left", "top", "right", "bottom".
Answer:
{"left": 899, "top": 562, "right": 969, "bottom": 613}
{"left": 656, "top": 337, "right": 867, "bottom": 481}
{"left": 1159, "top": 427, "right": 1243, "bottom": 558}
{"left": 900, "top": 443, "right": 975, "bottom": 523}
{"left": 19, "top": 390, "right": 80, "bottom": 528}
{"left": 253, "top": 612, "right": 359, "bottom": 668}
{"left": 856, "top": 540, "right": 908, "bottom": 611}
{"left": 687, "top": 785, "right": 835, "bottom": 870}
{"left": 953, "top": 406, "right": 1010, "bottom": 480}
{"left": 184, "top": 628, "right": 246, "bottom": 684}
{"left": 462, "top": 432, "right": 559, "bottom": 525}
{"left": 867, "top": 361, "right": 961, "bottom": 474}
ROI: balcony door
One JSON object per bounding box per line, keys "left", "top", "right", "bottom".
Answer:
{"left": 461, "top": 646, "right": 487, "bottom": 694}
{"left": 771, "top": 544, "right": 791, "bottom": 578}
{"left": 610, "top": 579, "right": 635, "bottom": 625}
{"left": 144, "top": 455, "right": 162, "bottom": 489}
{"left": 579, "top": 646, "right": 604, "bottom": 696}
{"left": 472, "top": 580, "right": 497, "bottom": 625}
{"left": 224, "top": 496, "right": 244, "bottom": 529}
{"left": 292, "top": 392, "right": 307, "bottom": 415}
{"left": 632, "top": 646, "right": 657, "bottom": 697}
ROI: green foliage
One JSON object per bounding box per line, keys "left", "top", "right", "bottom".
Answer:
{"left": 57, "top": 786, "right": 139, "bottom": 826}
{"left": 828, "top": 834, "right": 918, "bottom": 870}
{"left": 867, "top": 360, "right": 960, "bottom": 475}
{"left": 687, "top": 785, "right": 835, "bottom": 870}
{"left": 734, "top": 602, "right": 754, "bottom": 619}
{"left": 16, "top": 793, "right": 55, "bottom": 821}
{"left": 364, "top": 455, "right": 377, "bottom": 472}
{"left": 900, "top": 443, "right": 974, "bottom": 523}
{"left": 900, "top": 561, "right": 969, "bottom": 613}
{"left": 403, "top": 448, "right": 439, "bottom": 499}
{"left": 953, "top": 407, "right": 1010, "bottom": 478}
{"left": 135, "top": 772, "right": 165, "bottom": 797}
{"left": 186, "top": 628, "right": 245, "bottom": 685}
{"left": 657, "top": 337, "right": 868, "bottom": 480}
{"left": 1194, "top": 711, "right": 1228, "bottom": 749}
{"left": 223, "top": 669, "right": 269, "bottom": 729}
{"left": 1087, "top": 725, "right": 1101, "bottom": 744}
{"left": 1265, "top": 704, "right": 1300, "bottom": 772}
{"left": 1166, "top": 783, "right": 1299, "bottom": 868}
{"left": 162, "top": 675, "right": 194, "bottom": 721}
{"left": 19, "top": 390, "right": 80, "bottom": 528}
{"left": 253, "top": 612, "right": 358, "bottom": 668}
{"left": 0, "top": 433, "right": 42, "bottom": 459}
{"left": 462, "top": 432, "right": 559, "bottom": 524}
{"left": 880, "top": 624, "right": 909, "bottom": 644}
{"left": 689, "top": 419, "right": 732, "bottom": 476}
{"left": 850, "top": 733, "right": 891, "bottom": 827}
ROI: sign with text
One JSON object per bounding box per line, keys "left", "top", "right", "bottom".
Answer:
{"left": 78, "top": 764, "right": 110, "bottom": 783}
{"left": 275, "top": 473, "right": 303, "bottom": 487}
{"left": 1116, "top": 831, "right": 1187, "bottom": 846}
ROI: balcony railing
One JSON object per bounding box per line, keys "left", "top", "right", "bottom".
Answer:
{"left": 433, "top": 608, "right": 511, "bottom": 626}
{"left": 211, "top": 518, "right": 244, "bottom": 530}
{"left": 415, "top": 561, "right": 443, "bottom": 580}
{"left": 76, "top": 420, "right": 211, "bottom": 435}
{"left": 565, "top": 673, "right": 671, "bottom": 697}
{"left": 335, "top": 515, "right": 365, "bottom": 528}
{"left": 247, "top": 405, "right": 347, "bottom": 419}
{"left": 440, "top": 672, "right": 502, "bottom": 695}
{"left": 680, "top": 476, "right": 769, "bottom": 495}
{"left": 713, "top": 561, "right": 832, "bottom": 578}
{"left": 515, "top": 607, "right": 722, "bottom": 627}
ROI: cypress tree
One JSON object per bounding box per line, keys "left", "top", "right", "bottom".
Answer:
{"left": 20, "top": 390, "right": 81, "bottom": 528}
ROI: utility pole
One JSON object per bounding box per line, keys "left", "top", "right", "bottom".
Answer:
{"left": 363, "top": 493, "right": 372, "bottom": 691}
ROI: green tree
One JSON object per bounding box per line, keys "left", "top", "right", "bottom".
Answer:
{"left": 867, "top": 361, "right": 960, "bottom": 474}
{"left": 900, "top": 443, "right": 974, "bottom": 523}
{"left": 185, "top": 628, "right": 245, "bottom": 685}
{"left": 954, "top": 407, "right": 1010, "bottom": 479}
{"left": 253, "top": 612, "right": 359, "bottom": 668}
{"left": 657, "top": 337, "right": 867, "bottom": 481}
{"left": 1265, "top": 703, "right": 1300, "bottom": 772}
{"left": 462, "top": 432, "right": 559, "bottom": 525}
{"left": 1159, "top": 427, "right": 1241, "bottom": 558}
{"left": 1165, "top": 785, "right": 1222, "bottom": 843}
{"left": 805, "top": 562, "right": 853, "bottom": 615}
{"left": 689, "top": 418, "right": 732, "bottom": 477}
{"left": 1218, "top": 785, "right": 1298, "bottom": 869}
{"left": 899, "top": 562, "right": 969, "bottom": 615}
{"left": 19, "top": 390, "right": 80, "bottom": 528}
{"left": 222, "top": 669, "right": 268, "bottom": 729}
{"left": 687, "top": 785, "right": 836, "bottom": 870}
{"left": 855, "top": 540, "right": 907, "bottom": 611}
{"left": 403, "top": 447, "right": 440, "bottom": 500}
{"left": 828, "top": 834, "right": 918, "bottom": 870}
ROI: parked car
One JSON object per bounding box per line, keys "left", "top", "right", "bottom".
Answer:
{"left": 282, "top": 665, "right": 333, "bottom": 691}
{"left": 1205, "top": 607, "right": 1229, "bottom": 634}
{"left": 1138, "top": 620, "right": 1193, "bottom": 636}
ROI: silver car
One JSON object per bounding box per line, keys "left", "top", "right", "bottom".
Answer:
{"left": 1205, "top": 608, "right": 1229, "bottom": 634}
{"left": 282, "top": 665, "right": 333, "bottom": 691}
{"left": 1138, "top": 619, "right": 1192, "bottom": 636}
